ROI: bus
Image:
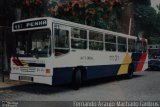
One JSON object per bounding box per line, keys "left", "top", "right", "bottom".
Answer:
{"left": 10, "top": 17, "right": 148, "bottom": 89}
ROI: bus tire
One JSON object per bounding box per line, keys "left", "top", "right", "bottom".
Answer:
{"left": 126, "top": 64, "right": 134, "bottom": 79}
{"left": 72, "top": 69, "right": 82, "bottom": 90}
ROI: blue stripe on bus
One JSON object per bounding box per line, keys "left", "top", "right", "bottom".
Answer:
{"left": 52, "top": 67, "right": 73, "bottom": 84}
{"left": 86, "top": 65, "right": 121, "bottom": 79}
{"left": 131, "top": 53, "right": 142, "bottom": 71}
{"left": 52, "top": 64, "right": 121, "bottom": 85}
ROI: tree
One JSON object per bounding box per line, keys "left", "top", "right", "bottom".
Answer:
{"left": 0, "top": 0, "right": 16, "bottom": 26}
{"left": 156, "top": 4, "right": 160, "bottom": 33}
{"left": 134, "top": 4, "right": 157, "bottom": 42}
{"left": 0, "top": 0, "right": 17, "bottom": 73}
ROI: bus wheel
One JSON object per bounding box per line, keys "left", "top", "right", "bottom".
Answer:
{"left": 126, "top": 65, "right": 134, "bottom": 79}
{"left": 72, "top": 69, "right": 82, "bottom": 90}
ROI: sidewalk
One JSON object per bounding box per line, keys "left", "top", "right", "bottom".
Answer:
{"left": 0, "top": 74, "right": 27, "bottom": 88}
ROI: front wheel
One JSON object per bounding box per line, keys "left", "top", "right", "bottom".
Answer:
{"left": 72, "top": 69, "right": 82, "bottom": 90}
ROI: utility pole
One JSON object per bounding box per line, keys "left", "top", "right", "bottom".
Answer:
{"left": 128, "top": 17, "right": 132, "bottom": 35}
{"left": 2, "top": 26, "right": 4, "bottom": 82}
{"left": 0, "top": 26, "right": 4, "bottom": 82}
{"left": 0, "top": 28, "right": 2, "bottom": 82}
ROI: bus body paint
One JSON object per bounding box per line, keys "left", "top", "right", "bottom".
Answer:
{"left": 136, "top": 52, "right": 147, "bottom": 72}
{"left": 117, "top": 53, "right": 132, "bottom": 75}
{"left": 10, "top": 17, "right": 148, "bottom": 85}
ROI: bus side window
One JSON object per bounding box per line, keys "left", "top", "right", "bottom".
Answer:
{"left": 128, "top": 39, "right": 136, "bottom": 52}
{"left": 71, "top": 28, "right": 87, "bottom": 49}
{"left": 118, "top": 37, "right": 127, "bottom": 52}
{"left": 55, "top": 28, "right": 69, "bottom": 56}
{"left": 105, "top": 34, "right": 116, "bottom": 51}
{"left": 89, "top": 31, "right": 103, "bottom": 50}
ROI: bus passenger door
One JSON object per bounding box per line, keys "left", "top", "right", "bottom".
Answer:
{"left": 53, "top": 24, "right": 71, "bottom": 57}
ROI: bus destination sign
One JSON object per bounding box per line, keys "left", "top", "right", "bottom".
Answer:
{"left": 13, "top": 19, "right": 47, "bottom": 30}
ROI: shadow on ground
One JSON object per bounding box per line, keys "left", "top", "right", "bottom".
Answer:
{"left": 0, "top": 74, "right": 143, "bottom": 95}
{"left": 82, "top": 74, "right": 143, "bottom": 87}
{"left": 145, "top": 69, "right": 160, "bottom": 72}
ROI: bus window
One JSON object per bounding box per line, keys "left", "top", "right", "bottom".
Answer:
{"left": 105, "top": 34, "right": 116, "bottom": 51}
{"left": 71, "top": 28, "right": 87, "bottom": 49}
{"left": 118, "top": 37, "right": 127, "bottom": 52}
{"left": 14, "top": 29, "right": 51, "bottom": 57}
{"left": 71, "top": 28, "right": 87, "bottom": 39}
{"left": 55, "top": 28, "right": 69, "bottom": 56}
{"left": 128, "top": 39, "right": 136, "bottom": 52}
{"left": 89, "top": 31, "right": 103, "bottom": 50}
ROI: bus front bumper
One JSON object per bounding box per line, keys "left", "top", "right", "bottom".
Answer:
{"left": 10, "top": 73, "right": 52, "bottom": 85}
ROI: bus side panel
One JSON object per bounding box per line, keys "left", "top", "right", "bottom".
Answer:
{"left": 52, "top": 64, "right": 121, "bottom": 84}
{"left": 52, "top": 67, "right": 73, "bottom": 85}
{"left": 86, "top": 64, "right": 121, "bottom": 79}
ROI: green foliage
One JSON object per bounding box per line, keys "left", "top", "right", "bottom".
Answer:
{"left": 134, "top": 4, "right": 158, "bottom": 42}
{"left": 14, "top": 0, "right": 126, "bottom": 32}
{"left": 135, "top": 5, "right": 156, "bottom": 27}
{"left": 155, "top": 11, "right": 160, "bottom": 34}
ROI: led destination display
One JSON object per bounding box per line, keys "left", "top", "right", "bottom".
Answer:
{"left": 13, "top": 19, "right": 47, "bottom": 30}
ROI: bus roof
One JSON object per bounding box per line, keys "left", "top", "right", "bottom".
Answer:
{"left": 12, "top": 17, "right": 140, "bottom": 40}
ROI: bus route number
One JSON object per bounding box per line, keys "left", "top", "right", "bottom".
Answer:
{"left": 109, "top": 55, "right": 119, "bottom": 61}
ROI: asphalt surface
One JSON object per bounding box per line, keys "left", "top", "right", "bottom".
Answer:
{"left": 0, "top": 70, "right": 160, "bottom": 101}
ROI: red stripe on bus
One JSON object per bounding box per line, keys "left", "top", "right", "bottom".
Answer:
{"left": 12, "top": 57, "right": 23, "bottom": 66}
{"left": 136, "top": 52, "right": 147, "bottom": 72}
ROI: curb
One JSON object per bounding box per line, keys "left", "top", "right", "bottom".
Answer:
{"left": 0, "top": 80, "right": 27, "bottom": 88}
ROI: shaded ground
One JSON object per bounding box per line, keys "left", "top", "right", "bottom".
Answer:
{"left": 0, "top": 71, "right": 160, "bottom": 101}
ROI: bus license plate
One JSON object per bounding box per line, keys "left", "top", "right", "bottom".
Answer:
{"left": 19, "top": 76, "right": 33, "bottom": 81}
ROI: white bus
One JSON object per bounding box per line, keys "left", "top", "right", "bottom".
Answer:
{"left": 10, "top": 17, "right": 148, "bottom": 89}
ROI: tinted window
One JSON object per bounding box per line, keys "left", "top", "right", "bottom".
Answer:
{"left": 71, "top": 28, "right": 87, "bottom": 49}
{"left": 89, "top": 31, "right": 103, "bottom": 50}
{"left": 105, "top": 34, "right": 116, "bottom": 51}
{"left": 105, "top": 34, "right": 116, "bottom": 43}
{"left": 89, "top": 31, "right": 103, "bottom": 41}
{"left": 118, "top": 37, "right": 127, "bottom": 52}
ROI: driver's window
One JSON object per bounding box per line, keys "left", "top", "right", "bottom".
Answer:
{"left": 55, "top": 28, "right": 69, "bottom": 56}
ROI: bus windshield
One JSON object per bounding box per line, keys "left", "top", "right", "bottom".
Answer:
{"left": 14, "top": 29, "right": 51, "bottom": 57}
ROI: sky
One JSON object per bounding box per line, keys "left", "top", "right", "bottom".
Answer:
{"left": 151, "top": 0, "right": 160, "bottom": 11}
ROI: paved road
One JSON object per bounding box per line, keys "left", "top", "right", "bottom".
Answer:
{"left": 0, "top": 70, "right": 160, "bottom": 101}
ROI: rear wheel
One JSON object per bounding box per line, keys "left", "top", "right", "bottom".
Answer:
{"left": 72, "top": 69, "right": 82, "bottom": 90}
